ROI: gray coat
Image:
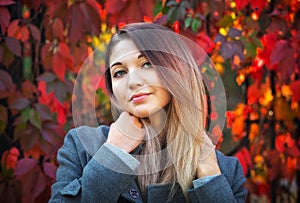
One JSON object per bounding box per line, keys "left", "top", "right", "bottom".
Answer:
{"left": 50, "top": 125, "right": 247, "bottom": 203}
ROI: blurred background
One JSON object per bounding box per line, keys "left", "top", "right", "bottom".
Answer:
{"left": 0, "top": 0, "right": 300, "bottom": 202}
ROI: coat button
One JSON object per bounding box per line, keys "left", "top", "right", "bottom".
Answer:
{"left": 129, "top": 188, "right": 139, "bottom": 199}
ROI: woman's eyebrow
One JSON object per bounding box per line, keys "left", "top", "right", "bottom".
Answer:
{"left": 111, "top": 54, "right": 144, "bottom": 69}
{"left": 110, "top": 62, "right": 122, "bottom": 69}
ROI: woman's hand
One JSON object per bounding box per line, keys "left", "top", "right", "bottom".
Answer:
{"left": 196, "top": 135, "right": 221, "bottom": 178}
{"left": 107, "top": 112, "right": 145, "bottom": 153}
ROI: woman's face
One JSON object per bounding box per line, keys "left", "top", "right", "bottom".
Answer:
{"left": 109, "top": 38, "right": 171, "bottom": 118}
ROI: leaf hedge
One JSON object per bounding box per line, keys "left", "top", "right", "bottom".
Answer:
{"left": 0, "top": 0, "right": 300, "bottom": 202}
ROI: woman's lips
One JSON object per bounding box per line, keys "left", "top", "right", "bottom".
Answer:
{"left": 130, "top": 93, "right": 150, "bottom": 103}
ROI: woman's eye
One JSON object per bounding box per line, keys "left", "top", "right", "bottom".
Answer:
{"left": 142, "top": 62, "right": 152, "bottom": 68}
{"left": 113, "top": 70, "right": 126, "bottom": 78}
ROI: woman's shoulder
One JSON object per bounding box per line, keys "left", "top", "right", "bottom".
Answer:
{"left": 63, "top": 125, "right": 110, "bottom": 156}
{"left": 216, "top": 150, "right": 246, "bottom": 183}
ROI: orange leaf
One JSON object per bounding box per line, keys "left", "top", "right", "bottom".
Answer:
{"left": 247, "top": 81, "right": 268, "bottom": 104}
{"left": 20, "top": 26, "right": 30, "bottom": 42}
{"left": 7, "top": 19, "right": 21, "bottom": 39}
{"left": 1, "top": 147, "right": 19, "bottom": 171}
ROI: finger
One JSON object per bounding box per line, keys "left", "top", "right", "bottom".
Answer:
{"left": 129, "top": 115, "right": 143, "bottom": 128}
{"left": 115, "top": 112, "right": 145, "bottom": 139}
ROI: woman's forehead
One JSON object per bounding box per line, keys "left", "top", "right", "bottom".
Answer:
{"left": 109, "top": 39, "right": 143, "bottom": 65}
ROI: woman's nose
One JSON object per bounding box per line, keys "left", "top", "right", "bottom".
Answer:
{"left": 128, "top": 69, "right": 144, "bottom": 90}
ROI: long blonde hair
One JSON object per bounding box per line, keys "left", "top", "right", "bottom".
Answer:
{"left": 105, "top": 23, "right": 207, "bottom": 199}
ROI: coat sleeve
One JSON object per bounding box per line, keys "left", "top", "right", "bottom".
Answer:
{"left": 187, "top": 151, "right": 247, "bottom": 203}
{"left": 49, "top": 127, "right": 139, "bottom": 203}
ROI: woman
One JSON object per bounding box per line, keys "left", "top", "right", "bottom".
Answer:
{"left": 50, "top": 23, "right": 247, "bottom": 202}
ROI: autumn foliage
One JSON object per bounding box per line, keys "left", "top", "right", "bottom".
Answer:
{"left": 1, "top": 0, "right": 300, "bottom": 202}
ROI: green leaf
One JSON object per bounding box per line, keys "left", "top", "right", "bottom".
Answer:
{"left": 166, "top": 0, "right": 179, "bottom": 7}
{"left": 0, "top": 104, "right": 7, "bottom": 124}
{"left": 240, "top": 36, "right": 256, "bottom": 59}
{"left": 258, "top": 12, "right": 271, "bottom": 32}
{"left": 250, "top": 32, "right": 262, "bottom": 48}
{"left": 29, "top": 109, "right": 42, "bottom": 130}
{"left": 21, "top": 108, "right": 30, "bottom": 122}
{"left": 0, "top": 121, "right": 5, "bottom": 133}
{"left": 167, "top": 7, "right": 177, "bottom": 23}
{"left": 177, "top": 6, "right": 186, "bottom": 19}
{"left": 153, "top": 1, "right": 162, "bottom": 17}
{"left": 184, "top": 17, "right": 193, "bottom": 28}
{"left": 180, "top": 1, "right": 190, "bottom": 8}
{"left": 23, "top": 57, "right": 32, "bottom": 80}
{"left": 191, "top": 18, "right": 201, "bottom": 33}
{"left": 217, "top": 15, "right": 234, "bottom": 28}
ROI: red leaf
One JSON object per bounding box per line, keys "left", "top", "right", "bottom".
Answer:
{"left": 235, "top": 0, "right": 249, "bottom": 10}
{"left": 28, "top": 23, "right": 41, "bottom": 42}
{"left": 57, "top": 42, "right": 74, "bottom": 71}
{"left": 52, "top": 52, "right": 66, "bottom": 81}
{"left": 139, "top": 0, "right": 154, "bottom": 21}
{"left": 5, "top": 37, "right": 21, "bottom": 56}
{"left": 80, "top": 1, "right": 101, "bottom": 35}
{"left": 235, "top": 147, "right": 252, "bottom": 175}
{"left": 0, "top": 0, "right": 15, "bottom": 6}
{"left": 52, "top": 18, "right": 64, "bottom": 41}
{"left": 291, "top": 80, "right": 300, "bottom": 102}
{"left": 260, "top": 32, "right": 277, "bottom": 68}
{"left": 68, "top": 1, "right": 101, "bottom": 42}
{"left": 105, "top": 0, "right": 127, "bottom": 15}
{"left": 41, "top": 43, "right": 53, "bottom": 71}
{"left": 22, "top": 80, "right": 37, "bottom": 99}
{"left": 33, "top": 171, "right": 46, "bottom": 198}
{"left": 58, "top": 42, "right": 71, "bottom": 60}
{"left": 196, "top": 33, "right": 215, "bottom": 53}
{"left": 68, "top": 4, "right": 84, "bottom": 42}
{"left": 278, "top": 44, "right": 296, "bottom": 80}
{"left": 43, "top": 162, "right": 57, "bottom": 180}
{"left": 15, "top": 158, "right": 37, "bottom": 176}
{"left": 265, "top": 150, "right": 281, "bottom": 182}
{"left": 105, "top": 0, "right": 153, "bottom": 25}
{"left": 71, "top": 43, "right": 88, "bottom": 72}
{"left": 250, "top": 0, "right": 267, "bottom": 14}
{"left": 0, "top": 7, "right": 10, "bottom": 35}
{"left": 270, "top": 40, "right": 288, "bottom": 68}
